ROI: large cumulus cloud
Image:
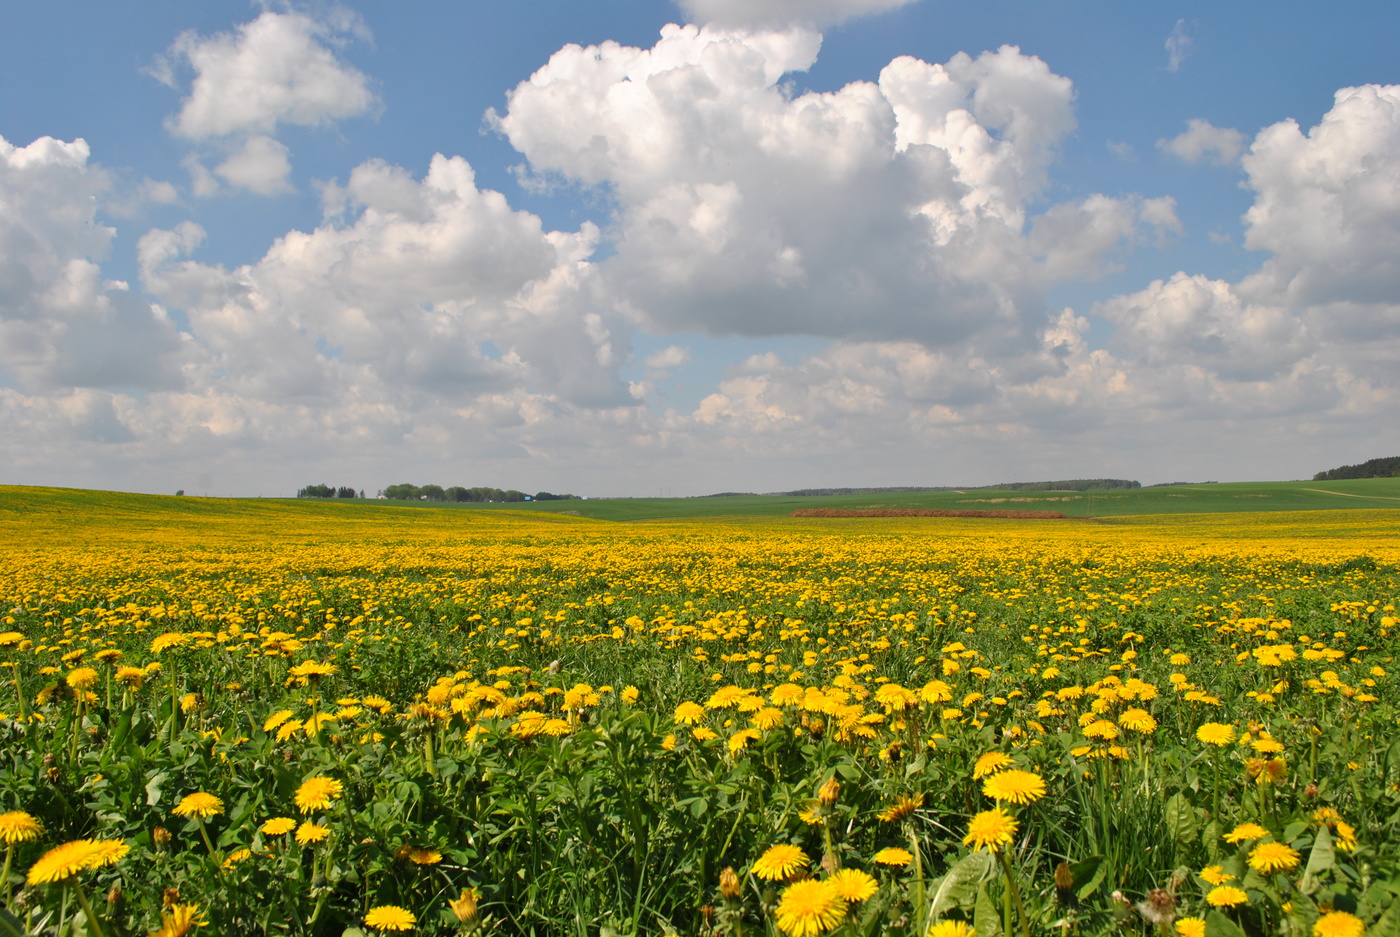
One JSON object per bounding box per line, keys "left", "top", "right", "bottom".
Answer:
{"left": 492, "top": 27, "right": 1173, "bottom": 347}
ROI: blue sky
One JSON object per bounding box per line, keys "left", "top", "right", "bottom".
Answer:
{"left": 3, "top": 1, "right": 1399, "bottom": 496}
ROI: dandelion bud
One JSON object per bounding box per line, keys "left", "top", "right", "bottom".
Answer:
{"left": 42, "top": 753, "right": 55, "bottom": 767}
{"left": 817, "top": 776, "right": 840, "bottom": 807}
{"left": 153, "top": 826, "right": 171, "bottom": 847}
{"left": 106, "top": 884, "right": 122, "bottom": 909}
{"left": 449, "top": 887, "right": 480, "bottom": 923}
{"left": 1054, "top": 861, "right": 1074, "bottom": 904}
{"left": 700, "top": 905, "right": 715, "bottom": 924}
{"left": 162, "top": 886, "right": 179, "bottom": 907}
{"left": 548, "top": 659, "right": 561, "bottom": 675}
{"left": 719, "top": 867, "right": 741, "bottom": 899}
{"left": 1304, "top": 783, "right": 1319, "bottom": 799}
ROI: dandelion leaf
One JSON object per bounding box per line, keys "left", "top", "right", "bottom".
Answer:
{"left": 925, "top": 851, "right": 995, "bottom": 920}
{"left": 1165, "top": 791, "right": 1198, "bottom": 845}
{"left": 1071, "top": 855, "right": 1107, "bottom": 901}
{"left": 973, "top": 884, "right": 1002, "bottom": 937}
{"left": 1205, "top": 910, "right": 1247, "bottom": 937}
{"left": 1299, "top": 825, "right": 1335, "bottom": 894}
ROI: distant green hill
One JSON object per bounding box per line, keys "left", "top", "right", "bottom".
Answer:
{"left": 3, "top": 477, "right": 1400, "bottom": 526}
{"left": 1314, "top": 456, "right": 1400, "bottom": 481}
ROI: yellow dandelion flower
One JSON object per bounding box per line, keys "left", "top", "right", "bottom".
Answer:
{"left": 1206, "top": 886, "right": 1248, "bottom": 908}
{"left": 449, "top": 888, "right": 480, "bottom": 924}
{"left": 774, "top": 879, "right": 845, "bottom": 937}
{"left": 621, "top": 686, "right": 639, "bottom": 704}
{"left": 927, "top": 922, "right": 976, "bottom": 937}
{"left": 752, "top": 844, "right": 809, "bottom": 881}
{"left": 114, "top": 666, "right": 146, "bottom": 688}
{"left": 65, "top": 667, "right": 98, "bottom": 690}
{"left": 1313, "top": 911, "right": 1365, "bottom": 937}
{"left": 1248, "top": 841, "right": 1301, "bottom": 874}
{"left": 1222, "top": 822, "right": 1268, "bottom": 844}
{"left": 0, "top": 811, "right": 43, "bottom": 844}
{"left": 148, "top": 902, "right": 207, "bottom": 937}
{"left": 981, "top": 769, "right": 1046, "bottom": 805}
{"left": 149, "top": 632, "right": 190, "bottom": 654}
{"left": 829, "top": 868, "right": 878, "bottom": 902}
{"left": 364, "top": 905, "right": 416, "bottom": 931}
{"left": 972, "top": 752, "right": 1014, "bottom": 779}
{"left": 294, "top": 776, "right": 343, "bottom": 814}
{"left": 873, "top": 847, "right": 914, "bottom": 867}
{"left": 1200, "top": 865, "right": 1234, "bottom": 886}
{"left": 172, "top": 792, "right": 223, "bottom": 819}
{"left": 728, "top": 728, "right": 761, "bottom": 755}
{"left": 405, "top": 847, "right": 442, "bottom": 865}
{"left": 878, "top": 793, "right": 924, "bottom": 823}
{"left": 295, "top": 821, "right": 329, "bottom": 845}
{"left": 26, "top": 838, "right": 129, "bottom": 885}
{"left": 751, "top": 707, "right": 785, "bottom": 730}
{"left": 1118, "top": 708, "right": 1157, "bottom": 733}
{"left": 1196, "top": 723, "right": 1235, "bottom": 746}
{"left": 262, "top": 710, "right": 294, "bottom": 732}
{"left": 963, "top": 808, "right": 1018, "bottom": 853}
{"left": 674, "top": 701, "right": 707, "bottom": 725}
{"left": 1175, "top": 918, "right": 1206, "bottom": 937}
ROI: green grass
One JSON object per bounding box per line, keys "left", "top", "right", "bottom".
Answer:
{"left": 2, "top": 477, "right": 1400, "bottom": 529}
{"left": 346, "top": 477, "right": 1400, "bottom": 520}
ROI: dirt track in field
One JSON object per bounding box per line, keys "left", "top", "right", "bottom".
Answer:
{"left": 789, "top": 508, "right": 1070, "bottom": 519}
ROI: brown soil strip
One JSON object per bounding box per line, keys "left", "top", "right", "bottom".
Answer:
{"left": 790, "top": 508, "right": 1069, "bottom": 519}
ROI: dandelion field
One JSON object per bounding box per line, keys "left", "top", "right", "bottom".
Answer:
{"left": 1, "top": 488, "right": 1398, "bottom": 937}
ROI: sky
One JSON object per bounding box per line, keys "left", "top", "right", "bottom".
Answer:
{"left": 2, "top": 1, "right": 1399, "bottom": 498}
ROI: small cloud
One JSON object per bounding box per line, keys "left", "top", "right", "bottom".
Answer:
{"left": 1107, "top": 140, "right": 1137, "bottom": 162}
{"left": 645, "top": 345, "right": 692, "bottom": 371}
{"left": 1208, "top": 230, "right": 1233, "bottom": 245}
{"left": 214, "top": 135, "right": 293, "bottom": 195}
{"left": 1158, "top": 119, "right": 1246, "bottom": 166}
{"left": 1165, "top": 19, "right": 1193, "bottom": 72}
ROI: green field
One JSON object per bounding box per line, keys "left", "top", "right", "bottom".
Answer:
{"left": 276, "top": 477, "right": 1400, "bottom": 521}
{"left": 4, "top": 477, "right": 1400, "bottom": 529}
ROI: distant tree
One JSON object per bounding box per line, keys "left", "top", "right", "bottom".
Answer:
{"left": 298, "top": 484, "right": 335, "bottom": 498}
{"left": 419, "top": 484, "right": 447, "bottom": 501}
{"left": 533, "top": 491, "right": 580, "bottom": 501}
{"left": 335, "top": 486, "right": 357, "bottom": 498}
{"left": 1314, "top": 456, "right": 1400, "bottom": 481}
{"left": 383, "top": 483, "right": 420, "bottom": 500}
{"left": 175, "top": 490, "right": 185, "bottom": 496}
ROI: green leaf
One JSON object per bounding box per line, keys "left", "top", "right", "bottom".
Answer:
{"left": 926, "top": 852, "right": 995, "bottom": 921}
{"left": 1300, "top": 825, "right": 1335, "bottom": 894}
{"left": 1371, "top": 898, "right": 1400, "bottom": 937}
{"left": 1166, "top": 792, "right": 1198, "bottom": 845}
{"left": 1072, "top": 855, "right": 1107, "bottom": 901}
{"left": 973, "top": 885, "right": 1002, "bottom": 937}
{"left": 145, "top": 770, "right": 167, "bottom": 806}
{"left": 1205, "top": 910, "right": 1247, "bottom": 937}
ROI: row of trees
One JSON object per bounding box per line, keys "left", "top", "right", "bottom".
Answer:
{"left": 1313, "top": 456, "right": 1400, "bottom": 480}
{"left": 380, "top": 484, "right": 580, "bottom": 503}
{"left": 297, "top": 485, "right": 363, "bottom": 499}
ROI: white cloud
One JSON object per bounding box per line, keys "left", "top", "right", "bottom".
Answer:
{"left": 494, "top": 28, "right": 1160, "bottom": 347}
{"left": 1158, "top": 118, "right": 1245, "bottom": 165}
{"left": 214, "top": 135, "right": 293, "bottom": 195}
{"left": 678, "top": 0, "right": 920, "bottom": 30}
{"left": 156, "top": 10, "right": 376, "bottom": 139}
{"left": 1240, "top": 84, "right": 1400, "bottom": 310}
{"left": 1165, "top": 20, "right": 1193, "bottom": 72}
{"left": 139, "top": 152, "right": 626, "bottom": 408}
{"left": 0, "top": 136, "right": 191, "bottom": 395}
{"left": 644, "top": 345, "right": 692, "bottom": 371}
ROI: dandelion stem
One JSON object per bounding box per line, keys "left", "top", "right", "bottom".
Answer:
{"left": 70, "top": 880, "right": 107, "bottom": 937}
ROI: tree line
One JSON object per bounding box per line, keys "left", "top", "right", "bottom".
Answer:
{"left": 380, "top": 484, "right": 580, "bottom": 502}
{"left": 296, "top": 485, "right": 363, "bottom": 499}
{"left": 1313, "top": 456, "right": 1400, "bottom": 480}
